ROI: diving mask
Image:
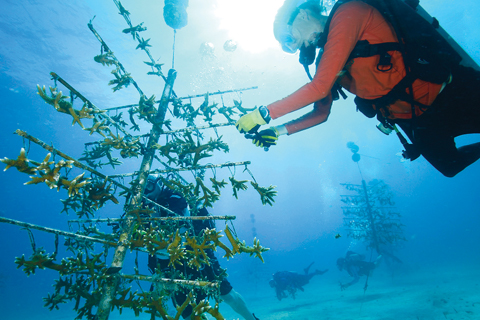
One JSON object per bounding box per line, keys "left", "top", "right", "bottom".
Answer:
{"left": 144, "top": 174, "right": 162, "bottom": 199}
{"left": 278, "top": 25, "right": 300, "bottom": 54}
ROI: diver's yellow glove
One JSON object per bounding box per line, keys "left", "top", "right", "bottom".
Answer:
{"left": 252, "top": 127, "right": 279, "bottom": 148}
{"left": 235, "top": 106, "right": 271, "bottom": 133}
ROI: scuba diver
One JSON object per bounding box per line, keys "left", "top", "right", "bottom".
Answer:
{"left": 235, "top": 0, "right": 480, "bottom": 178}
{"left": 269, "top": 262, "right": 328, "bottom": 300}
{"left": 144, "top": 174, "right": 260, "bottom": 320}
{"left": 337, "top": 251, "right": 381, "bottom": 290}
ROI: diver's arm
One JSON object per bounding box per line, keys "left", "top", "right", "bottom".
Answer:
{"left": 347, "top": 274, "right": 360, "bottom": 286}
{"left": 283, "top": 94, "right": 333, "bottom": 135}
{"left": 340, "top": 274, "right": 360, "bottom": 290}
{"left": 275, "top": 288, "right": 284, "bottom": 300}
{"left": 341, "top": 267, "right": 360, "bottom": 290}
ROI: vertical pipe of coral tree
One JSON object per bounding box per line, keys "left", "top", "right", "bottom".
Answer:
{"left": 96, "top": 69, "right": 177, "bottom": 320}
{"left": 361, "top": 179, "right": 381, "bottom": 255}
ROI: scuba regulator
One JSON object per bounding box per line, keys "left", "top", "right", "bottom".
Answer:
{"left": 299, "top": 42, "right": 347, "bottom": 101}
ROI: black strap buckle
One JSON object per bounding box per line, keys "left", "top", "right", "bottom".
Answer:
{"left": 377, "top": 52, "right": 393, "bottom": 71}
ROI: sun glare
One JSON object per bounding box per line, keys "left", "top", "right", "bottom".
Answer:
{"left": 214, "top": 0, "right": 285, "bottom": 53}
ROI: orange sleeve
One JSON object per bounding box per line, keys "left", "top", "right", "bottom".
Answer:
{"left": 285, "top": 93, "right": 333, "bottom": 134}
{"left": 267, "top": 2, "right": 374, "bottom": 121}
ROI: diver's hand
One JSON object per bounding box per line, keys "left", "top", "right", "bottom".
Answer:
{"left": 235, "top": 106, "right": 270, "bottom": 134}
{"left": 252, "top": 127, "right": 279, "bottom": 148}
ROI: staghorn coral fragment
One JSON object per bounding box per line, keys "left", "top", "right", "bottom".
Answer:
{"left": 29, "top": 152, "right": 55, "bottom": 172}
{"left": 203, "top": 228, "right": 234, "bottom": 260}
{"left": 147, "top": 70, "right": 163, "bottom": 76}
{"left": 117, "top": 1, "right": 130, "bottom": 17}
{"left": 144, "top": 60, "right": 164, "bottom": 70}
{"left": 27, "top": 158, "right": 74, "bottom": 190}
{"left": 15, "top": 249, "right": 65, "bottom": 276}
{"left": 24, "top": 157, "right": 75, "bottom": 189}
{"left": 238, "top": 237, "right": 270, "bottom": 263}
{"left": 36, "top": 85, "right": 69, "bottom": 112}
{"left": 206, "top": 302, "right": 225, "bottom": 320}
{"left": 54, "top": 276, "right": 73, "bottom": 294}
{"left": 173, "top": 292, "right": 193, "bottom": 320}
{"left": 250, "top": 181, "right": 277, "bottom": 206}
{"left": 198, "top": 95, "right": 217, "bottom": 122}
{"left": 43, "top": 292, "right": 68, "bottom": 310}
{"left": 61, "top": 172, "right": 91, "bottom": 197}
{"left": 87, "top": 179, "right": 119, "bottom": 208}
{"left": 84, "top": 118, "right": 110, "bottom": 138}
{"left": 78, "top": 102, "right": 102, "bottom": 118}
{"left": 209, "top": 177, "right": 227, "bottom": 195}
{"left": 232, "top": 99, "right": 255, "bottom": 115}
{"left": 102, "top": 132, "right": 127, "bottom": 149}
{"left": 111, "top": 288, "right": 143, "bottom": 316}
{"left": 108, "top": 72, "right": 132, "bottom": 92}
{"left": 94, "top": 52, "right": 118, "bottom": 66}
{"left": 136, "top": 37, "right": 151, "bottom": 50}
{"left": 60, "top": 194, "right": 81, "bottom": 215}
{"left": 193, "top": 177, "right": 219, "bottom": 208}
{"left": 128, "top": 228, "right": 147, "bottom": 250}
{"left": 160, "top": 177, "right": 194, "bottom": 198}
{"left": 36, "top": 85, "right": 88, "bottom": 128}
{"left": 122, "top": 23, "right": 146, "bottom": 39}
{"left": 148, "top": 297, "right": 174, "bottom": 320}
{"left": 24, "top": 171, "right": 60, "bottom": 189}
{"left": 184, "top": 234, "right": 214, "bottom": 270}
{"left": 144, "top": 61, "right": 164, "bottom": 77}
{"left": 100, "top": 132, "right": 141, "bottom": 158}
{"left": 1, "top": 148, "right": 36, "bottom": 174}
{"left": 223, "top": 226, "right": 240, "bottom": 254}
{"left": 193, "top": 300, "right": 225, "bottom": 320}
{"left": 229, "top": 177, "right": 248, "bottom": 199}
{"left": 144, "top": 228, "right": 169, "bottom": 255}
{"left": 135, "top": 94, "right": 157, "bottom": 120}
{"left": 217, "top": 106, "right": 236, "bottom": 123}
{"left": 167, "top": 230, "right": 186, "bottom": 268}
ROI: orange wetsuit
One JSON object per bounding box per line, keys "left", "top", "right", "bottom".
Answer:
{"left": 267, "top": 1, "right": 443, "bottom": 134}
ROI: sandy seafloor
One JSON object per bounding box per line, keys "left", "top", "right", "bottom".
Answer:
{"left": 2, "top": 263, "right": 479, "bottom": 320}
{"left": 218, "top": 265, "right": 480, "bottom": 320}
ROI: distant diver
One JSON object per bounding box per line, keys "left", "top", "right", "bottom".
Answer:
{"left": 337, "top": 251, "right": 382, "bottom": 290}
{"left": 236, "top": 0, "right": 480, "bottom": 178}
{"left": 269, "top": 262, "right": 328, "bottom": 300}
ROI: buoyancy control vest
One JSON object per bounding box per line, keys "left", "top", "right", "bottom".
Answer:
{"left": 310, "top": 0, "right": 464, "bottom": 122}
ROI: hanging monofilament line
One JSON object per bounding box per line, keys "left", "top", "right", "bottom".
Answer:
{"left": 172, "top": 29, "right": 176, "bottom": 69}
{"left": 356, "top": 161, "right": 364, "bottom": 181}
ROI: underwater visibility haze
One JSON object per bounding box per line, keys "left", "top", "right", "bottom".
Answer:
{"left": 1, "top": 0, "right": 480, "bottom": 319}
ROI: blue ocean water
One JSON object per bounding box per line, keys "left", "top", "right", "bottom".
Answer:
{"left": 1, "top": 0, "right": 480, "bottom": 319}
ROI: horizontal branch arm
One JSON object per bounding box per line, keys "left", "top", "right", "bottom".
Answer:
{"left": 109, "top": 161, "right": 251, "bottom": 178}
{"left": 0, "top": 216, "right": 118, "bottom": 246}
{"left": 68, "top": 215, "right": 236, "bottom": 224}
